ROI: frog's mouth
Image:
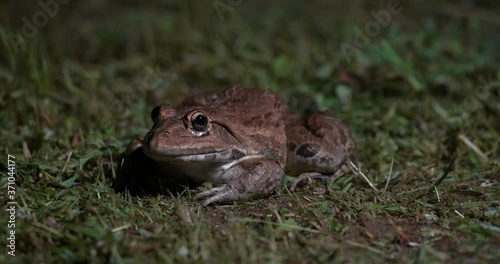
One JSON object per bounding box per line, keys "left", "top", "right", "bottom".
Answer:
{"left": 144, "top": 146, "right": 246, "bottom": 162}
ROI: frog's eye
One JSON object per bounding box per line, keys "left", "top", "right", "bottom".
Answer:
{"left": 191, "top": 112, "right": 208, "bottom": 132}
{"left": 150, "top": 106, "right": 160, "bottom": 122}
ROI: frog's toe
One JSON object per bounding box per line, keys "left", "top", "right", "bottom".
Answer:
{"left": 193, "top": 186, "right": 224, "bottom": 201}
{"left": 289, "top": 172, "right": 348, "bottom": 192}
{"left": 289, "top": 172, "right": 329, "bottom": 191}
{"left": 193, "top": 185, "right": 247, "bottom": 206}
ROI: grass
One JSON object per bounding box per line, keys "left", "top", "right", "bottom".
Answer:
{"left": 1, "top": 0, "right": 499, "bottom": 263}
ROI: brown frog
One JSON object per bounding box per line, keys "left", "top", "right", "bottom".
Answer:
{"left": 114, "top": 86, "right": 356, "bottom": 206}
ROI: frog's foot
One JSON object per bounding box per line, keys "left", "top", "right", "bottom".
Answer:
{"left": 193, "top": 185, "right": 249, "bottom": 206}
{"left": 289, "top": 172, "right": 345, "bottom": 192}
{"left": 289, "top": 160, "right": 353, "bottom": 192}
{"left": 285, "top": 111, "right": 357, "bottom": 182}
{"left": 289, "top": 172, "right": 328, "bottom": 192}
{"left": 193, "top": 159, "right": 283, "bottom": 206}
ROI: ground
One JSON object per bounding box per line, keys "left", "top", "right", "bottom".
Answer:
{"left": 0, "top": 0, "right": 499, "bottom": 263}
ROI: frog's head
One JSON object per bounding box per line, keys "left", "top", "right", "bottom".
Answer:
{"left": 142, "top": 103, "right": 247, "bottom": 162}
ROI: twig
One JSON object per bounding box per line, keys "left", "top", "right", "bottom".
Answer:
{"left": 434, "top": 186, "right": 440, "bottom": 203}
{"left": 433, "top": 152, "right": 460, "bottom": 188}
{"left": 457, "top": 133, "right": 488, "bottom": 161}
{"left": 454, "top": 210, "right": 465, "bottom": 219}
{"left": 349, "top": 161, "right": 379, "bottom": 192}
{"left": 383, "top": 156, "right": 394, "bottom": 193}
{"left": 58, "top": 151, "right": 73, "bottom": 178}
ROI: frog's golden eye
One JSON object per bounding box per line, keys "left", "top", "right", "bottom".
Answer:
{"left": 191, "top": 112, "right": 209, "bottom": 132}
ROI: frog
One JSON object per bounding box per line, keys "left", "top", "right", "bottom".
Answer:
{"left": 114, "top": 86, "right": 356, "bottom": 206}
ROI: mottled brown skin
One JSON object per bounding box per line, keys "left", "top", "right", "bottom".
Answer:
{"left": 115, "top": 86, "right": 356, "bottom": 205}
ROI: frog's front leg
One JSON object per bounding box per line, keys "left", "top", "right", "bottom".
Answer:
{"left": 286, "top": 112, "right": 357, "bottom": 190}
{"left": 193, "top": 159, "right": 283, "bottom": 206}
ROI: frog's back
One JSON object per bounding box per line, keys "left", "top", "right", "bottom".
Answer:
{"left": 183, "top": 86, "right": 287, "bottom": 113}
